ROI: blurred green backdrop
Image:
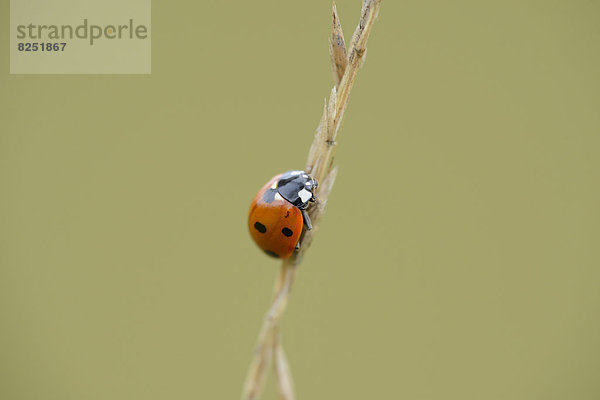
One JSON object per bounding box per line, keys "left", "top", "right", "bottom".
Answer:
{"left": 1, "top": 1, "right": 600, "bottom": 399}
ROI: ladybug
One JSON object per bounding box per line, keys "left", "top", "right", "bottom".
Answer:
{"left": 248, "top": 170, "right": 318, "bottom": 259}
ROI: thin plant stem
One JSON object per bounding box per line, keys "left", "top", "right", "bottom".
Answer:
{"left": 241, "top": 2, "right": 382, "bottom": 399}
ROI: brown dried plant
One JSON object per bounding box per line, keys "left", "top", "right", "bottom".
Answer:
{"left": 241, "top": 1, "right": 382, "bottom": 399}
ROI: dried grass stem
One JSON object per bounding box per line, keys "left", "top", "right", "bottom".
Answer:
{"left": 241, "top": 2, "right": 382, "bottom": 399}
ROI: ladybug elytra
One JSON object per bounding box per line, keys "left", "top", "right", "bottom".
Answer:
{"left": 248, "top": 170, "right": 318, "bottom": 259}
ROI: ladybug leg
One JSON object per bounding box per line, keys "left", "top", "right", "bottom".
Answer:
{"left": 295, "top": 241, "right": 301, "bottom": 250}
{"left": 301, "top": 209, "right": 312, "bottom": 230}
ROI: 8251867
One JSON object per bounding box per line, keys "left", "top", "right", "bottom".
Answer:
{"left": 18, "top": 42, "right": 67, "bottom": 52}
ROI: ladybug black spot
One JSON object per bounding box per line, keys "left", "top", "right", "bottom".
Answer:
{"left": 254, "top": 222, "right": 267, "bottom": 233}
{"left": 262, "top": 188, "right": 276, "bottom": 204}
{"left": 264, "top": 250, "right": 279, "bottom": 258}
{"left": 282, "top": 228, "right": 293, "bottom": 237}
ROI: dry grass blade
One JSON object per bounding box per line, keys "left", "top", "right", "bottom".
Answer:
{"left": 273, "top": 334, "right": 295, "bottom": 400}
{"left": 241, "top": 2, "right": 382, "bottom": 399}
{"left": 241, "top": 263, "right": 296, "bottom": 400}
{"left": 329, "top": 2, "right": 347, "bottom": 87}
{"left": 335, "top": 0, "right": 381, "bottom": 134}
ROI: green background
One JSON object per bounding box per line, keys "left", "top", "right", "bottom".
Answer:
{"left": 1, "top": 1, "right": 599, "bottom": 399}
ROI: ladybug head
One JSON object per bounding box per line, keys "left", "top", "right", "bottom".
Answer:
{"left": 294, "top": 172, "right": 318, "bottom": 209}
{"left": 303, "top": 176, "right": 318, "bottom": 202}
{"left": 277, "top": 170, "right": 318, "bottom": 209}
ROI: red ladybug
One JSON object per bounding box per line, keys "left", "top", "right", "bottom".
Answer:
{"left": 248, "top": 170, "right": 318, "bottom": 258}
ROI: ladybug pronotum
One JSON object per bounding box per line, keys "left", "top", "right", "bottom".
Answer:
{"left": 248, "top": 170, "right": 318, "bottom": 259}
